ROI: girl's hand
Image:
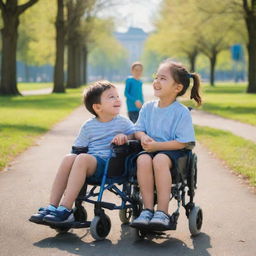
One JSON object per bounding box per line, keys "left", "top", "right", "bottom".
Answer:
{"left": 135, "top": 100, "right": 143, "bottom": 109}
{"left": 141, "top": 134, "right": 156, "bottom": 152}
{"left": 112, "top": 134, "right": 128, "bottom": 145}
{"left": 142, "top": 140, "right": 158, "bottom": 152}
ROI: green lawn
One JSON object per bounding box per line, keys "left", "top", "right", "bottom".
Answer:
{"left": 183, "top": 83, "right": 256, "bottom": 126}
{"left": 195, "top": 125, "right": 256, "bottom": 186}
{"left": 18, "top": 82, "right": 52, "bottom": 91}
{"left": 0, "top": 87, "right": 84, "bottom": 170}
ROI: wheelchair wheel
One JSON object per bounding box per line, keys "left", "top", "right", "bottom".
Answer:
{"left": 189, "top": 206, "right": 203, "bottom": 236}
{"left": 131, "top": 227, "right": 147, "bottom": 241}
{"left": 74, "top": 205, "right": 87, "bottom": 222}
{"left": 119, "top": 208, "right": 132, "bottom": 224}
{"left": 90, "top": 214, "right": 111, "bottom": 241}
{"left": 55, "top": 227, "right": 70, "bottom": 234}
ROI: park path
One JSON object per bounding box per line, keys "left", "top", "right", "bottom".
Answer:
{"left": 0, "top": 84, "right": 255, "bottom": 255}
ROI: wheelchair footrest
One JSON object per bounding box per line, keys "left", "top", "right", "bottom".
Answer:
{"left": 46, "top": 221, "right": 91, "bottom": 229}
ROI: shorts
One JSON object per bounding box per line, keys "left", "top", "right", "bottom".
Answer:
{"left": 86, "top": 156, "right": 107, "bottom": 184}
{"left": 137, "top": 149, "right": 190, "bottom": 176}
{"left": 128, "top": 111, "right": 139, "bottom": 123}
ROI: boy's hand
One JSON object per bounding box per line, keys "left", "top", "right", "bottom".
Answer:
{"left": 112, "top": 134, "right": 128, "bottom": 145}
{"left": 135, "top": 100, "right": 142, "bottom": 109}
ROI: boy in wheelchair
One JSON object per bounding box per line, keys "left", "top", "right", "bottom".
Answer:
{"left": 29, "top": 80, "right": 135, "bottom": 225}
{"left": 130, "top": 59, "right": 202, "bottom": 232}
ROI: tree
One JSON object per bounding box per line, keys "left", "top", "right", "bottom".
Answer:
{"left": 0, "top": 0, "right": 38, "bottom": 95}
{"left": 242, "top": 0, "right": 256, "bottom": 93}
{"left": 53, "top": 0, "right": 66, "bottom": 93}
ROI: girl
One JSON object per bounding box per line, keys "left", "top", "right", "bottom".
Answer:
{"left": 131, "top": 59, "right": 202, "bottom": 229}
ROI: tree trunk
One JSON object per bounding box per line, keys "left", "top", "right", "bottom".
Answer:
{"left": 0, "top": 13, "right": 20, "bottom": 95}
{"left": 24, "top": 63, "right": 30, "bottom": 81}
{"left": 209, "top": 53, "right": 217, "bottom": 86}
{"left": 0, "top": 0, "right": 38, "bottom": 95}
{"left": 245, "top": 15, "right": 256, "bottom": 93}
{"left": 53, "top": 0, "right": 65, "bottom": 93}
{"left": 188, "top": 50, "right": 198, "bottom": 72}
{"left": 82, "top": 46, "right": 88, "bottom": 84}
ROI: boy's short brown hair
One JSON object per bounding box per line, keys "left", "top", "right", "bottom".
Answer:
{"left": 83, "top": 80, "right": 116, "bottom": 117}
{"left": 131, "top": 61, "right": 143, "bottom": 70}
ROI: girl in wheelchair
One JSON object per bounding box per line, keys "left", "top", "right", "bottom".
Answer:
{"left": 131, "top": 59, "right": 202, "bottom": 231}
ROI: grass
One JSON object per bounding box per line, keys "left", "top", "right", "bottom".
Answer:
{"left": 0, "top": 87, "right": 84, "bottom": 170}
{"left": 18, "top": 82, "right": 52, "bottom": 91}
{"left": 195, "top": 125, "right": 256, "bottom": 186}
{"left": 183, "top": 83, "right": 256, "bottom": 126}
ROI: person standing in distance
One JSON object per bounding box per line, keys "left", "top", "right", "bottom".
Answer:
{"left": 124, "top": 61, "right": 144, "bottom": 123}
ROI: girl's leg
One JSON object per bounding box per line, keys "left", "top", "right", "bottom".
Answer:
{"left": 137, "top": 154, "right": 154, "bottom": 210}
{"left": 60, "top": 153, "right": 97, "bottom": 210}
{"left": 49, "top": 154, "right": 77, "bottom": 207}
{"left": 153, "top": 153, "right": 172, "bottom": 214}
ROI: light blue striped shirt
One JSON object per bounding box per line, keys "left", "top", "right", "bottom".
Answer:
{"left": 135, "top": 100, "right": 195, "bottom": 143}
{"left": 73, "top": 115, "right": 135, "bottom": 159}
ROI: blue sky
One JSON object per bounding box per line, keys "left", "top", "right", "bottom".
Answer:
{"left": 100, "top": 0, "right": 162, "bottom": 33}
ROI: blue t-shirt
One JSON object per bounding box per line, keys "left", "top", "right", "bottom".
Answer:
{"left": 73, "top": 115, "right": 135, "bottom": 159}
{"left": 124, "top": 77, "right": 144, "bottom": 112}
{"left": 135, "top": 100, "right": 195, "bottom": 143}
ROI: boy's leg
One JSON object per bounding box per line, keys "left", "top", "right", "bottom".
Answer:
{"left": 137, "top": 154, "right": 154, "bottom": 210}
{"left": 49, "top": 154, "right": 77, "bottom": 207}
{"left": 59, "top": 153, "right": 97, "bottom": 210}
{"left": 29, "top": 154, "right": 77, "bottom": 224}
{"left": 152, "top": 153, "right": 172, "bottom": 214}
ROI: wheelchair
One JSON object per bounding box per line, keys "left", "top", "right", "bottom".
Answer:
{"left": 40, "top": 140, "right": 203, "bottom": 241}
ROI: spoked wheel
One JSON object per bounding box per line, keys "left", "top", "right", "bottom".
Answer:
{"left": 119, "top": 208, "right": 132, "bottom": 224}
{"left": 90, "top": 215, "right": 111, "bottom": 241}
{"left": 189, "top": 206, "right": 203, "bottom": 236}
{"left": 74, "top": 205, "right": 87, "bottom": 222}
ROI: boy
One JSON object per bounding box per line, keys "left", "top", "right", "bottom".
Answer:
{"left": 30, "top": 80, "right": 134, "bottom": 225}
{"left": 124, "top": 61, "right": 144, "bottom": 123}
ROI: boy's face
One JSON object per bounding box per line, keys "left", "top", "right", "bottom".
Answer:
{"left": 131, "top": 65, "right": 143, "bottom": 79}
{"left": 93, "top": 87, "right": 121, "bottom": 119}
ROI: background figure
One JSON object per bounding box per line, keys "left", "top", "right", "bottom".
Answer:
{"left": 124, "top": 61, "right": 144, "bottom": 123}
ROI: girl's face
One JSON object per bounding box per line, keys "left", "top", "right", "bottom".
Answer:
{"left": 153, "top": 64, "right": 182, "bottom": 99}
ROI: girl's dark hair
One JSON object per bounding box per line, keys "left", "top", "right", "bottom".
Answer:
{"left": 83, "top": 80, "right": 116, "bottom": 116}
{"left": 161, "top": 59, "right": 202, "bottom": 106}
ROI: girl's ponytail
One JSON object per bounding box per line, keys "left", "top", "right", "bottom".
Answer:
{"left": 190, "top": 73, "right": 202, "bottom": 106}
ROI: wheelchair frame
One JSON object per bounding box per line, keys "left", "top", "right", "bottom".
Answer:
{"left": 40, "top": 141, "right": 203, "bottom": 241}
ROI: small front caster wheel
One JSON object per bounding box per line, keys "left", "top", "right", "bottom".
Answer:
{"left": 189, "top": 206, "right": 203, "bottom": 236}
{"left": 90, "top": 215, "right": 111, "bottom": 241}
{"left": 55, "top": 227, "right": 70, "bottom": 234}
{"left": 119, "top": 209, "right": 132, "bottom": 224}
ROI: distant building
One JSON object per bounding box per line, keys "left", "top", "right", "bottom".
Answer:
{"left": 115, "top": 27, "right": 148, "bottom": 64}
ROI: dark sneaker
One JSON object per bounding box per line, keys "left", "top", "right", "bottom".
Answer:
{"left": 149, "top": 210, "right": 170, "bottom": 230}
{"left": 29, "top": 205, "right": 56, "bottom": 224}
{"left": 130, "top": 209, "right": 154, "bottom": 228}
{"left": 43, "top": 207, "right": 74, "bottom": 224}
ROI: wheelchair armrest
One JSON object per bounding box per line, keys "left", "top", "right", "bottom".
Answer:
{"left": 71, "top": 146, "right": 88, "bottom": 155}
{"left": 111, "top": 140, "right": 142, "bottom": 156}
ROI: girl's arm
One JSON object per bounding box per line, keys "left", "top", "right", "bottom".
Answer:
{"left": 141, "top": 139, "right": 187, "bottom": 152}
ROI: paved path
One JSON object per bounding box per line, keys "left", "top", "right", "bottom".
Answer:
{"left": 1, "top": 84, "right": 255, "bottom": 255}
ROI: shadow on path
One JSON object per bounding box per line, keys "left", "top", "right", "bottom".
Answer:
{"left": 34, "top": 225, "right": 211, "bottom": 256}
